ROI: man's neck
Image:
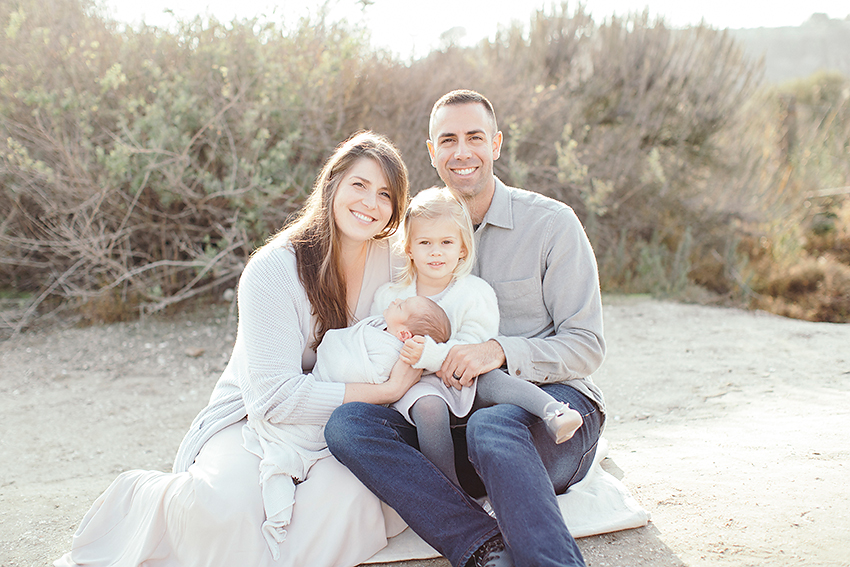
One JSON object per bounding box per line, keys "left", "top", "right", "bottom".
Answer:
{"left": 463, "top": 179, "right": 496, "bottom": 225}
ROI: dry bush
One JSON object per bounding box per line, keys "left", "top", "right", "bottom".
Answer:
{"left": 0, "top": 0, "right": 383, "bottom": 334}
{"left": 751, "top": 255, "right": 850, "bottom": 322}
{"left": 733, "top": 71, "right": 850, "bottom": 321}
{"left": 451, "top": 6, "right": 762, "bottom": 298}
{"left": 2, "top": 0, "right": 848, "bottom": 335}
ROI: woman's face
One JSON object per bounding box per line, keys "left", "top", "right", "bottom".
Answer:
{"left": 332, "top": 157, "right": 393, "bottom": 248}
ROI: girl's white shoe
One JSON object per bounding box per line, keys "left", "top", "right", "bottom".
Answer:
{"left": 542, "top": 401, "right": 583, "bottom": 444}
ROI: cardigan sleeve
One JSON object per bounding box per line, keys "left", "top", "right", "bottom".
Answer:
{"left": 413, "top": 276, "right": 500, "bottom": 372}
{"left": 236, "top": 246, "right": 345, "bottom": 426}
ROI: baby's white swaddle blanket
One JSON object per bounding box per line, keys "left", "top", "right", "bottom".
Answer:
{"left": 243, "top": 316, "right": 399, "bottom": 558}
{"left": 313, "top": 316, "right": 400, "bottom": 386}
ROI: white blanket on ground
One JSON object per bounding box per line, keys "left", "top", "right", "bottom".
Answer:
{"left": 363, "top": 438, "right": 651, "bottom": 563}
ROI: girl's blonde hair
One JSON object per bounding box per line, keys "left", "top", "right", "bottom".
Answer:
{"left": 398, "top": 187, "right": 475, "bottom": 285}
{"left": 261, "top": 131, "right": 409, "bottom": 348}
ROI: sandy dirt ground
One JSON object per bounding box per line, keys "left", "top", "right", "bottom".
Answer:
{"left": 1, "top": 295, "right": 849, "bottom": 567}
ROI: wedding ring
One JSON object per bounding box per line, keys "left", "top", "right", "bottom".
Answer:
{"left": 452, "top": 373, "right": 461, "bottom": 380}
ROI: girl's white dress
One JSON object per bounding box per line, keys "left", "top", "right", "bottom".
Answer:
{"left": 54, "top": 238, "right": 407, "bottom": 567}
{"left": 370, "top": 275, "right": 500, "bottom": 423}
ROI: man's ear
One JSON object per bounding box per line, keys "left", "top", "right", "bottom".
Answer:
{"left": 397, "top": 329, "right": 413, "bottom": 341}
{"left": 426, "top": 139, "right": 437, "bottom": 168}
{"left": 492, "top": 131, "right": 503, "bottom": 161}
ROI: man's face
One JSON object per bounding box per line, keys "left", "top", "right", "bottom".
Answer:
{"left": 427, "top": 103, "right": 502, "bottom": 203}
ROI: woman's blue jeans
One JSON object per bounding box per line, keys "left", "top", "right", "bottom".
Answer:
{"left": 325, "top": 375, "right": 604, "bottom": 567}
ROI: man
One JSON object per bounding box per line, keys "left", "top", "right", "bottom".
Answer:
{"left": 325, "top": 89, "right": 606, "bottom": 567}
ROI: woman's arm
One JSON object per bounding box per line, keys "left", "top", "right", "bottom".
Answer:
{"left": 236, "top": 246, "right": 347, "bottom": 426}
{"left": 343, "top": 359, "right": 422, "bottom": 404}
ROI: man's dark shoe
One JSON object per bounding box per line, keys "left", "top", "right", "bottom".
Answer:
{"left": 467, "top": 535, "right": 514, "bottom": 567}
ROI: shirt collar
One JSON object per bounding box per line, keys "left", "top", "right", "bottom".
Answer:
{"left": 478, "top": 177, "right": 513, "bottom": 230}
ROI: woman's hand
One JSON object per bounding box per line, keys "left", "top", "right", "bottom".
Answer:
{"left": 437, "top": 339, "right": 506, "bottom": 390}
{"left": 384, "top": 358, "right": 422, "bottom": 401}
{"left": 343, "top": 359, "right": 422, "bottom": 405}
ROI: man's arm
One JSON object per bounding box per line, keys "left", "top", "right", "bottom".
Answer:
{"left": 496, "top": 206, "right": 605, "bottom": 382}
{"left": 440, "top": 206, "right": 605, "bottom": 386}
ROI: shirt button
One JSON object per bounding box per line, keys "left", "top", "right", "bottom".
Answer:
{"left": 515, "top": 369, "right": 521, "bottom": 376}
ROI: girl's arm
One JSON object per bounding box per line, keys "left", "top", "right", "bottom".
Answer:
{"left": 415, "top": 277, "right": 500, "bottom": 374}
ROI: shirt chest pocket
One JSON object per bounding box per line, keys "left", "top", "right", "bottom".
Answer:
{"left": 490, "top": 277, "right": 545, "bottom": 337}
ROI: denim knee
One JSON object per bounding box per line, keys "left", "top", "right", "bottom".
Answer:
{"left": 466, "top": 405, "right": 523, "bottom": 464}
{"left": 324, "top": 402, "right": 360, "bottom": 454}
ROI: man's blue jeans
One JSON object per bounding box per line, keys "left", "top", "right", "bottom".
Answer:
{"left": 325, "top": 376, "right": 604, "bottom": 567}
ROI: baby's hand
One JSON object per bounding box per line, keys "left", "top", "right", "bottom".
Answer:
{"left": 399, "top": 335, "right": 426, "bottom": 366}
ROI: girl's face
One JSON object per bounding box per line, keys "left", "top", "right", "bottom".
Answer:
{"left": 406, "top": 215, "right": 467, "bottom": 289}
{"left": 332, "top": 157, "right": 393, "bottom": 248}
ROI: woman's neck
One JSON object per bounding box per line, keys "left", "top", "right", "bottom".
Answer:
{"left": 339, "top": 240, "right": 370, "bottom": 316}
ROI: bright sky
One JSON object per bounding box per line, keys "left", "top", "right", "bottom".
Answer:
{"left": 101, "top": 0, "right": 850, "bottom": 59}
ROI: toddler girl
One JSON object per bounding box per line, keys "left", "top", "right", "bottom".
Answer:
{"left": 371, "top": 187, "right": 582, "bottom": 486}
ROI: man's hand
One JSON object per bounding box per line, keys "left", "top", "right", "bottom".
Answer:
{"left": 437, "top": 339, "right": 507, "bottom": 390}
{"left": 399, "top": 335, "right": 425, "bottom": 366}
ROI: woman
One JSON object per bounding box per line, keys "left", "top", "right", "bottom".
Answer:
{"left": 55, "top": 131, "right": 418, "bottom": 567}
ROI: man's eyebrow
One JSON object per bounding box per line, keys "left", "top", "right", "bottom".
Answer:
{"left": 437, "top": 129, "right": 486, "bottom": 139}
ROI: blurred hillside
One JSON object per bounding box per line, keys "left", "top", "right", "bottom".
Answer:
{"left": 730, "top": 13, "right": 850, "bottom": 83}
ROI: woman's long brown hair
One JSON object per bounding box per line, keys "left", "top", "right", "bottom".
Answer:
{"left": 271, "top": 131, "right": 408, "bottom": 349}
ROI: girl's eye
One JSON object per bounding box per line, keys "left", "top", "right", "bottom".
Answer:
{"left": 443, "top": 240, "right": 453, "bottom": 245}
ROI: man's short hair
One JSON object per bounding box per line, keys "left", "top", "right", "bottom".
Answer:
{"left": 405, "top": 297, "right": 451, "bottom": 343}
{"left": 429, "top": 89, "right": 498, "bottom": 140}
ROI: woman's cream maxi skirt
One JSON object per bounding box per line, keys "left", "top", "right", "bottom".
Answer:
{"left": 55, "top": 420, "right": 405, "bottom": 567}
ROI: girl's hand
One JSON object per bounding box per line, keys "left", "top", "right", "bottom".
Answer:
{"left": 400, "top": 335, "right": 425, "bottom": 366}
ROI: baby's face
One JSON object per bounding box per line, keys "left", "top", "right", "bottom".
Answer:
{"left": 383, "top": 298, "right": 415, "bottom": 335}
